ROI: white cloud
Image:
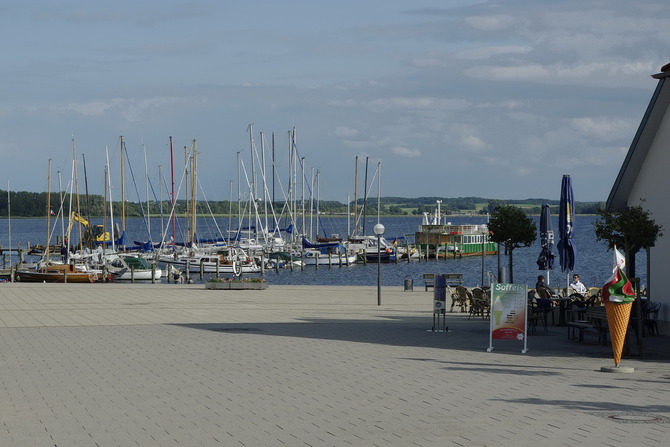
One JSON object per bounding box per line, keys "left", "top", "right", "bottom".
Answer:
{"left": 465, "top": 14, "right": 521, "bottom": 31}
{"left": 390, "top": 146, "right": 420, "bottom": 158}
{"left": 454, "top": 45, "right": 530, "bottom": 60}
{"left": 332, "top": 126, "right": 360, "bottom": 138}
{"left": 570, "top": 117, "right": 636, "bottom": 141}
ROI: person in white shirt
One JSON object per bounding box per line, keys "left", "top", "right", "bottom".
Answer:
{"left": 570, "top": 274, "right": 588, "bottom": 307}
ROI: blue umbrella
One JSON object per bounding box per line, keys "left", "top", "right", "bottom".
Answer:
{"left": 558, "top": 175, "right": 575, "bottom": 272}
{"left": 536, "top": 203, "right": 555, "bottom": 271}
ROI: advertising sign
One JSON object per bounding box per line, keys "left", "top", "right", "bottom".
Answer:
{"left": 487, "top": 283, "right": 528, "bottom": 353}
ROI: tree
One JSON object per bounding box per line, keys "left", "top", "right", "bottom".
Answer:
{"left": 486, "top": 199, "right": 507, "bottom": 215}
{"left": 593, "top": 205, "right": 663, "bottom": 279}
{"left": 487, "top": 205, "right": 537, "bottom": 283}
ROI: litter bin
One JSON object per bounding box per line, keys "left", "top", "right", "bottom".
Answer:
{"left": 404, "top": 275, "right": 413, "bottom": 292}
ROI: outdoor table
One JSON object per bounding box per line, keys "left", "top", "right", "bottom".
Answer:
{"left": 551, "top": 296, "right": 571, "bottom": 326}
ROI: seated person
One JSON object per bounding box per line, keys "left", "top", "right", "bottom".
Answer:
{"left": 569, "top": 274, "right": 588, "bottom": 308}
{"left": 535, "top": 275, "right": 557, "bottom": 297}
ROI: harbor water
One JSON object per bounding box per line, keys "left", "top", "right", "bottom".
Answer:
{"left": 0, "top": 214, "right": 647, "bottom": 291}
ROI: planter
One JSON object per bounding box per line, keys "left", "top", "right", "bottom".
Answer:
{"left": 229, "top": 282, "right": 268, "bottom": 290}
{"left": 205, "top": 282, "right": 268, "bottom": 290}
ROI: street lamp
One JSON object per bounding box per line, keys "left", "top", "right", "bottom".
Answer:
{"left": 373, "top": 223, "right": 385, "bottom": 306}
{"left": 479, "top": 224, "right": 488, "bottom": 287}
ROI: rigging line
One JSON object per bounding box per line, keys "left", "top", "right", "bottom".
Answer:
{"left": 158, "top": 143, "right": 192, "bottom": 249}
{"left": 122, "top": 141, "right": 151, "bottom": 240}
{"left": 237, "top": 159, "right": 270, "bottom": 245}
{"left": 353, "top": 163, "right": 380, "bottom": 233}
{"left": 157, "top": 170, "right": 186, "bottom": 248}
{"left": 195, "top": 178, "right": 226, "bottom": 242}
{"left": 250, "top": 139, "right": 286, "bottom": 240}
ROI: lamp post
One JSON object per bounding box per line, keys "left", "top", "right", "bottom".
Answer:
{"left": 479, "top": 224, "right": 488, "bottom": 287}
{"left": 373, "top": 223, "right": 385, "bottom": 306}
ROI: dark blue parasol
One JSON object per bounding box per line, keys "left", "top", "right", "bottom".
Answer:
{"left": 557, "top": 175, "right": 575, "bottom": 272}
{"left": 536, "top": 203, "right": 555, "bottom": 271}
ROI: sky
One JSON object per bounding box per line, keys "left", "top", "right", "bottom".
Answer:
{"left": 1, "top": 0, "right": 669, "bottom": 204}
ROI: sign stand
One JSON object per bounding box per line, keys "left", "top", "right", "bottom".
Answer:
{"left": 487, "top": 283, "right": 528, "bottom": 353}
{"left": 431, "top": 274, "right": 448, "bottom": 333}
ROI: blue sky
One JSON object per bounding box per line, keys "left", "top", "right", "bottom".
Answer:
{"left": 1, "top": 0, "right": 669, "bottom": 203}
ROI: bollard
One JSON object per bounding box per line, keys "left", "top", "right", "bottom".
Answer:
{"left": 404, "top": 275, "right": 413, "bottom": 292}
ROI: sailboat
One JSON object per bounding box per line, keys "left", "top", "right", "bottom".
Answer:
{"left": 16, "top": 263, "right": 98, "bottom": 283}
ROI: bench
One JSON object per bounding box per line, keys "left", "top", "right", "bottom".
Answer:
{"left": 443, "top": 273, "right": 464, "bottom": 286}
{"left": 423, "top": 273, "right": 435, "bottom": 291}
{"left": 423, "top": 273, "right": 464, "bottom": 291}
{"left": 567, "top": 306, "right": 609, "bottom": 345}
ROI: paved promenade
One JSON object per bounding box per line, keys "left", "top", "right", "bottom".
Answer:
{"left": 0, "top": 282, "right": 668, "bottom": 446}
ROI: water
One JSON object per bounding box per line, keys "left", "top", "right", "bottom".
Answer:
{"left": 0, "top": 214, "right": 646, "bottom": 290}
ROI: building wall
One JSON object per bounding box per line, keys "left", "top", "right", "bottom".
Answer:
{"left": 628, "top": 102, "right": 670, "bottom": 332}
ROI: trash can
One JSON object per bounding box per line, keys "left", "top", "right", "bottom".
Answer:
{"left": 404, "top": 275, "right": 413, "bottom": 292}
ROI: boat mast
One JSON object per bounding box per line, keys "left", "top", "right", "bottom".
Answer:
{"left": 102, "top": 164, "right": 108, "bottom": 255}
{"left": 73, "top": 138, "right": 83, "bottom": 252}
{"left": 184, "top": 145, "right": 189, "bottom": 246}
{"left": 120, "top": 136, "right": 126, "bottom": 251}
{"left": 58, "top": 170, "right": 64, "bottom": 245}
{"left": 105, "top": 147, "right": 116, "bottom": 253}
{"left": 143, "top": 140, "right": 150, "bottom": 240}
{"left": 362, "top": 156, "right": 369, "bottom": 236}
{"left": 353, "top": 156, "right": 358, "bottom": 237}
{"left": 272, "top": 132, "right": 276, "bottom": 207}
{"left": 82, "top": 154, "right": 91, "bottom": 223}
{"left": 261, "top": 131, "right": 269, "bottom": 243}
{"left": 301, "top": 156, "right": 305, "bottom": 237}
{"left": 190, "top": 139, "right": 197, "bottom": 246}
{"left": 159, "top": 165, "right": 164, "bottom": 246}
{"left": 6, "top": 182, "right": 10, "bottom": 268}
{"left": 45, "top": 158, "right": 52, "bottom": 264}
{"left": 169, "top": 136, "right": 176, "bottom": 250}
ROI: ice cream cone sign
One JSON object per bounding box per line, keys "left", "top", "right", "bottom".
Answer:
{"left": 602, "top": 246, "right": 636, "bottom": 367}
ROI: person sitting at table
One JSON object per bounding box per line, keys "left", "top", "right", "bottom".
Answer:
{"left": 535, "top": 275, "right": 557, "bottom": 297}
{"left": 569, "top": 274, "right": 588, "bottom": 308}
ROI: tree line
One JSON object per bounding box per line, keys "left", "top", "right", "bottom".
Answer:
{"left": 0, "top": 190, "right": 605, "bottom": 218}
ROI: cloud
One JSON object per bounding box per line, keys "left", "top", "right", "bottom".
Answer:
{"left": 390, "top": 146, "right": 420, "bottom": 158}
{"left": 570, "top": 117, "right": 637, "bottom": 141}
{"left": 332, "top": 126, "right": 360, "bottom": 138}
{"left": 465, "top": 14, "right": 522, "bottom": 31}
{"left": 453, "top": 45, "right": 531, "bottom": 60}
{"left": 42, "top": 96, "right": 186, "bottom": 119}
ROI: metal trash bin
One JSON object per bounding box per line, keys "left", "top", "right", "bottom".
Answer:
{"left": 404, "top": 275, "right": 413, "bottom": 291}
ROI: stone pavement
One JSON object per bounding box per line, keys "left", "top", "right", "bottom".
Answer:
{"left": 0, "top": 282, "right": 668, "bottom": 446}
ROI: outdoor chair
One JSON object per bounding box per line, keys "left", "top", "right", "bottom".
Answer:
{"left": 453, "top": 286, "right": 470, "bottom": 313}
{"left": 645, "top": 302, "right": 661, "bottom": 336}
{"left": 469, "top": 287, "right": 490, "bottom": 320}
{"left": 587, "top": 287, "right": 602, "bottom": 306}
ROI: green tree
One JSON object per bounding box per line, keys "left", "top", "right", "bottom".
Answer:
{"left": 487, "top": 205, "right": 537, "bottom": 283}
{"left": 486, "top": 199, "right": 507, "bottom": 215}
{"left": 593, "top": 205, "right": 663, "bottom": 279}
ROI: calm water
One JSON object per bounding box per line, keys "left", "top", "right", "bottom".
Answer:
{"left": 0, "top": 214, "right": 647, "bottom": 290}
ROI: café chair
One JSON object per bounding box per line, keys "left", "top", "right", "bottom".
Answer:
{"left": 645, "top": 302, "right": 661, "bottom": 336}
{"left": 469, "top": 287, "right": 490, "bottom": 320}
{"left": 452, "top": 286, "right": 470, "bottom": 313}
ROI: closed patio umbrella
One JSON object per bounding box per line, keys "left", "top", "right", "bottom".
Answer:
{"left": 536, "top": 203, "right": 555, "bottom": 282}
{"left": 558, "top": 175, "right": 576, "bottom": 276}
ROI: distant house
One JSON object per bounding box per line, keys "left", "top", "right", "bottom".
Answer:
{"left": 607, "top": 63, "right": 670, "bottom": 333}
